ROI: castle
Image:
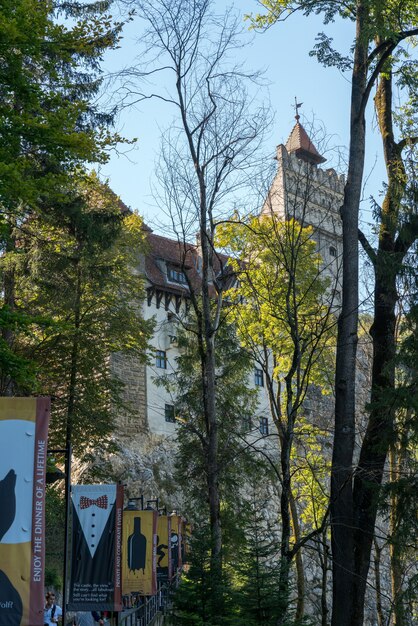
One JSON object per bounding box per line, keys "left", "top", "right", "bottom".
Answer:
{"left": 111, "top": 118, "right": 344, "bottom": 440}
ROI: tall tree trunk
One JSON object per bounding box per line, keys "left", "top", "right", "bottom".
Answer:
{"left": 200, "top": 216, "right": 222, "bottom": 615}
{"left": 389, "top": 445, "right": 405, "bottom": 626}
{"left": 352, "top": 67, "right": 403, "bottom": 625}
{"left": 374, "top": 539, "right": 385, "bottom": 626}
{"left": 320, "top": 530, "right": 330, "bottom": 626}
{"left": 331, "top": 3, "right": 368, "bottom": 623}
{"left": 277, "top": 337, "right": 299, "bottom": 626}
{"left": 65, "top": 263, "right": 82, "bottom": 453}
{"left": 289, "top": 493, "right": 305, "bottom": 620}
{"left": 277, "top": 428, "right": 292, "bottom": 626}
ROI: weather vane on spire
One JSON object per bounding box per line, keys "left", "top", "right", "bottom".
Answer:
{"left": 294, "top": 97, "right": 303, "bottom": 121}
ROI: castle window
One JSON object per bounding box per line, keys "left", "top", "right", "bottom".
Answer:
{"left": 165, "top": 404, "right": 175, "bottom": 423}
{"left": 254, "top": 368, "right": 264, "bottom": 387}
{"left": 167, "top": 265, "right": 188, "bottom": 285}
{"left": 242, "top": 415, "right": 252, "bottom": 432}
{"left": 329, "top": 246, "right": 337, "bottom": 257}
{"left": 156, "top": 350, "right": 167, "bottom": 369}
{"left": 259, "top": 417, "right": 269, "bottom": 436}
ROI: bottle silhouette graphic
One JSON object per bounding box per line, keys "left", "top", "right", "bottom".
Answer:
{"left": 127, "top": 517, "right": 147, "bottom": 573}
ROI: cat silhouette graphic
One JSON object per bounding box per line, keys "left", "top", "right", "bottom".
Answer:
{"left": 0, "top": 569, "right": 22, "bottom": 625}
{"left": 156, "top": 535, "right": 168, "bottom": 567}
{"left": 0, "top": 470, "right": 16, "bottom": 542}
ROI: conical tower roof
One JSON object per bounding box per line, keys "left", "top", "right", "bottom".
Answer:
{"left": 285, "top": 120, "right": 326, "bottom": 165}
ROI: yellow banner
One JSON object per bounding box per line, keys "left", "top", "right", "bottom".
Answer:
{"left": 0, "top": 397, "right": 50, "bottom": 626}
{"left": 122, "top": 510, "right": 157, "bottom": 595}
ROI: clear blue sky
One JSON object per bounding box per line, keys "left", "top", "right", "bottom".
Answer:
{"left": 100, "top": 2, "right": 386, "bottom": 236}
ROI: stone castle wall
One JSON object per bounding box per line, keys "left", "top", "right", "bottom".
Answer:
{"left": 110, "top": 351, "right": 148, "bottom": 436}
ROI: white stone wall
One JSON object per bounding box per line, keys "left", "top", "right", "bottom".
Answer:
{"left": 144, "top": 290, "right": 184, "bottom": 436}
{"left": 144, "top": 285, "right": 274, "bottom": 437}
{"left": 263, "top": 145, "right": 344, "bottom": 305}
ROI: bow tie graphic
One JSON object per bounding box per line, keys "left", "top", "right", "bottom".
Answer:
{"left": 79, "top": 495, "right": 108, "bottom": 510}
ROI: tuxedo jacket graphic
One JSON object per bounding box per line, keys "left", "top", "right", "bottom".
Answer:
{"left": 69, "top": 486, "right": 119, "bottom": 611}
{"left": 70, "top": 503, "right": 117, "bottom": 585}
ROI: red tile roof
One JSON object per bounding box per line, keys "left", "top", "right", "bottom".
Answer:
{"left": 144, "top": 231, "right": 231, "bottom": 295}
{"left": 285, "top": 121, "right": 326, "bottom": 165}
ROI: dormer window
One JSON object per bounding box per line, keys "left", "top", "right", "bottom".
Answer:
{"left": 167, "top": 265, "right": 188, "bottom": 285}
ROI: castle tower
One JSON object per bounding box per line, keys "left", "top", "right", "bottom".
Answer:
{"left": 262, "top": 117, "right": 344, "bottom": 301}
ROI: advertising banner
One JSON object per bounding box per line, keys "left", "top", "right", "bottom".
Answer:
{"left": 0, "top": 397, "right": 50, "bottom": 626}
{"left": 68, "top": 484, "right": 123, "bottom": 611}
{"left": 156, "top": 515, "right": 172, "bottom": 579}
{"left": 170, "top": 515, "right": 182, "bottom": 572}
{"left": 122, "top": 510, "right": 157, "bottom": 595}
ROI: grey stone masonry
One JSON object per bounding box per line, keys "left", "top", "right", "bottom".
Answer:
{"left": 110, "top": 351, "right": 148, "bottom": 436}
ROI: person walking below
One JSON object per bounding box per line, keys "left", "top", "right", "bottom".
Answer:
{"left": 44, "top": 592, "right": 62, "bottom": 625}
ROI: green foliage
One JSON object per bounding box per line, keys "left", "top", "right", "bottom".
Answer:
{"left": 159, "top": 317, "right": 270, "bottom": 622}
{"left": 0, "top": 0, "right": 127, "bottom": 393}
{"left": 292, "top": 419, "right": 330, "bottom": 532}
{"left": 45, "top": 486, "right": 66, "bottom": 592}
{"left": 0, "top": 0, "right": 122, "bottom": 211}
{"left": 172, "top": 524, "right": 241, "bottom": 626}
{"left": 217, "top": 215, "right": 334, "bottom": 411}
{"left": 0, "top": 308, "right": 40, "bottom": 392}
{"left": 175, "top": 495, "right": 316, "bottom": 626}
{"left": 158, "top": 317, "right": 260, "bottom": 511}
{"left": 232, "top": 492, "right": 284, "bottom": 625}
{"left": 218, "top": 214, "right": 334, "bottom": 621}
{"left": 380, "top": 305, "right": 418, "bottom": 560}
{"left": 247, "top": 0, "right": 418, "bottom": 37}
{"left": 18, "top": 174, "right": 153, "bottom": 455}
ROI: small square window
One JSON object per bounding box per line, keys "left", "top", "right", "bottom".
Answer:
{"left": 254, "top": 368, "right": 264, "bottom": 387}
{"left": 259, "top": 417, "right": 269, "bottom": 436}
{"left": 165, "top": 404, "right": 175, "bottom": 423}
{"left": 156, "top": 350, "right": 167, "bottom": 369}
{"left": 329, "top": 246, "right": 337, "bottom": 257}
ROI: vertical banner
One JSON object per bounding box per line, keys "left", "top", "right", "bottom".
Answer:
{"left": 170, "top": 515, "right": 183, "bottom": 572}
{"left": 122, "top": 510, "right": 157, "bottom": 595}
{"left": 0, "top": 397, "right": 50, "bottom": 626}
{"left": 68, "top": 484, "right": 123, "bottom": 611}
{"left": 156, "top": 515, "right": 172, "bottom": 580}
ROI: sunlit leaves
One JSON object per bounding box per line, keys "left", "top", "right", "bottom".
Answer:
{"left": 218, "top": 215, "right": 334, "bottom": 393}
